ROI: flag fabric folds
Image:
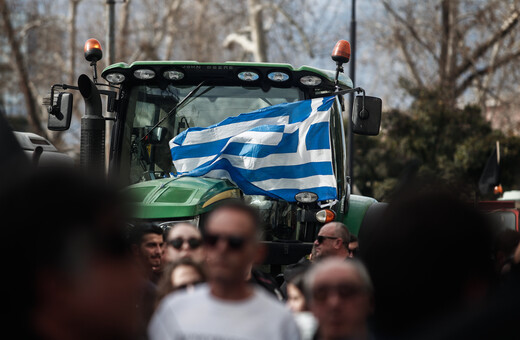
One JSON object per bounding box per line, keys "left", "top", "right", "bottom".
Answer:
{"left": 169, "top": 96, "right": 337, "bottom": 202}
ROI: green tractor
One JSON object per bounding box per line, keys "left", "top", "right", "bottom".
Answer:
{"left": 44, "top": 39, "right": 384, "bottom": 272}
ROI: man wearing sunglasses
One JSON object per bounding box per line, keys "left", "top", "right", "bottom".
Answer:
{"left": 304, "top": 258, "right": 373, "bottom": 340}
{"left": 313, "top": 222, "right": 351, "bottom": 261}
{"left": 163, "top": 223, "right": 205, "bottom": 264}
{"left": 149, "top": 200, "right": 301, "bottom": 340}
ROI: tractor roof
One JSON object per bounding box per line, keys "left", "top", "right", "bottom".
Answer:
{"left": 101, "top": 61, "right": 353, "bottom": 91}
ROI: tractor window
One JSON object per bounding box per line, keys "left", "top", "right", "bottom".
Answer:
{"left": 122, "top": 84, "right": 303, "bottom": 184}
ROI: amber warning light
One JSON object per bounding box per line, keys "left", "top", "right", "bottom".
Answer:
{"left": 331, "top": 40, "right": 351, "bottom": 65}
{"left": 84, "top": 38, "right": 103, "bottom": 63}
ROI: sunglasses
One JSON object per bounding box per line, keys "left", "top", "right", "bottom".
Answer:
{"left": 349, "top": 247, "right": 359, "bottom": 256}
{"left": 313, "top": 283, "right": 366, "bottom": 302}
{"left": 167, "top": 237, "right": 202, "bottom": 250}
{"left": 203, "top": 233, "right": 248, "bottom": 251}
{"left": 316, "top": 235, "right": 340, "bottom": 244}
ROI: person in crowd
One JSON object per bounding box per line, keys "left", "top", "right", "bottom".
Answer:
{"left": 286, "top": 270, "right": 318, "bottom": 340}
{"left": 129, "top": 223, "right": 165, "bottom": 329}
{"left": 493, "top": 229, "right": 520, "bottom": 274}
{"left": 129, "top": 223, "right": 164, "bottom": 284}
{"left": 247, "top": 264, "right": 285, "bottom": 300}
{"left": 149, "top": 200, "right": 301, "bottom": 340}
{"left": 284, "top": 222, "right": 351, "bottom": 289}
{"left": 304, "top": 258, "right": 374, "bottom": 340}
{"left": 348, "top": 234, "right": 359, "bottom": 258}
{"left": 3, "top": 168, "right": 142, "bottom": 340}
{"left": 163, "top": 223, "right": 205, "bottom": 264}
{"left": 155, "top": 258, "right": 206, "bottom": 307}
{"left": 358, "top": 187, "right": 495, "bottom": 338}
{"left": 313, "top": 222, "right": 351, "bottom": 261}
{"left": 285, "top": 268, "right": 309, "bottom": 313}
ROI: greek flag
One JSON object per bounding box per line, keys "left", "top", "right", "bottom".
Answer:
{"left": 169, "top": 96, "right": 337, "bottom": 202}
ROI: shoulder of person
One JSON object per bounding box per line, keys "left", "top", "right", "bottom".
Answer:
{"left": 157, "top": 283, "right": 209, "bottom": 312}
{"left": 253, "top": 287, "right": 292, "bottom": 314}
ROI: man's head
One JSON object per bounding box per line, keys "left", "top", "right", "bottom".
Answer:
{"left": 130, "top": 223, "right": 164, "bottom": 273}
{"left": 164, "top": 223, "right": 204, "bottom": 264}
{"left": 203, "top": 200, "right": 260, "bottom": 285}
{"left": 2, "top": 168, "right": 141, "bottom": 340}
{"left": 359, "top": 188, "right": 495, "bottom": 336}
{"left": 305, "top": 258, "right": 373, "bottom": 340}
{"left": 313, "top": 222, "right": 351, "bottom": 260}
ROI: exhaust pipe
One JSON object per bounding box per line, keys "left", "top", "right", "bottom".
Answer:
{"left": 78, "top": 74, "right": 104, "bottom": 176}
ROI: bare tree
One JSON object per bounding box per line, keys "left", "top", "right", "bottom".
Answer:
{"left": 0, "top": 0, "right": 47, "bottom": 138}
{"left": 375, "top": 0, "right": 520, "bottom": 107}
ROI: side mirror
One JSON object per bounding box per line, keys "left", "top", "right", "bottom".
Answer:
{"left": 145, "top": 126, "right": 166, "bottom": 144}
{"left": 48, "top": 92, "right": 73, "bottom": 131}
{"left": 352, "top": 96, "right": 382, "bottom": 136}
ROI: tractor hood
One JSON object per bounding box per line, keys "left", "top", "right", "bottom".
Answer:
{"left": 125, "top": 177, "right": 241, "bottom": 220}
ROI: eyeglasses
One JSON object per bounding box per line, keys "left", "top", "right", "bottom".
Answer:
{"left": 313, "top": 283, "right": 366, "bottom": 302}
{"left": 316, "top": 235, "right": 341, "bottom": 244}
{"left": 167, "top": 237, "right": 202, "bottom": 250}
{"left": 203, "top": 233, "right": 248, "bottom": 251}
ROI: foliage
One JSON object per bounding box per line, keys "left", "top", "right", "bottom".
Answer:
{"left": 354, "top": 81, "right": 520, "bottom": 202}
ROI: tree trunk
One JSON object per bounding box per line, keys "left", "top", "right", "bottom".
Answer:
{"left": 248, "top": 0, "right": 267, "bottom": 62}
{"left": 0, "top": 0, "right": 47, "bottom": 138}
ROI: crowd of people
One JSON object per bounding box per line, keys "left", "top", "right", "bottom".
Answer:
{"left": 4, "top": 166, "right": 520, "bottom": 340}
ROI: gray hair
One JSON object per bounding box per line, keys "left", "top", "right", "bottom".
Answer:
{"left": 303, "top": 258, "right": 373, "bottom": 302}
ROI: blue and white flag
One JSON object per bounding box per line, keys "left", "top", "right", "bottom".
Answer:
{"left": 169, "top": 96, "right": 337, "bottom": 202}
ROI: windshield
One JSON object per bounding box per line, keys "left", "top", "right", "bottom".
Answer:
{"left": 121, "top": 84, "right": 303, "bottom": 184}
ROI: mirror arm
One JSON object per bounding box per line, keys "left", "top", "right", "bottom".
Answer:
{"left": 47, "top": 83, "right": 119, "bottom": 117}
{"left": 47, "top": 84, "right": 78, "bottom": 116}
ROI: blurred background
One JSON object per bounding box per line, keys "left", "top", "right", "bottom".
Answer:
{"left": 2, "top": 0, "right": 520, "bottom": 201}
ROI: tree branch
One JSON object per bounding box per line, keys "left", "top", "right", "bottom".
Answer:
{"left": 0, "top": 0, "right": 47, "bottom": 138}
{"left": 395, "top": 29, "right": 424, "bottom": 88}
{"left": 264, "top": 3, "right": 314, "bottom": 58}
{"left": 455, "top": 49, "right": 520, "bottom": 98}
{"left": 454, "top": 7, "right": 520, "bottom": 78}
{"left": 223, "top": 32, "right": 255, "bottom": 54}
{"left": 381, "top": 0, "right": 439, "bottom": 63}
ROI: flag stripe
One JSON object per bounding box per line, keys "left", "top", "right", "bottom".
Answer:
{"left": 174, "top": 149, "right": 333, "bottom": 174}
{"left": 178, "top": 158, "right": 334, "bottom": 182}
{"left": 170, "top": 96, "right": 338, "bottom": 202}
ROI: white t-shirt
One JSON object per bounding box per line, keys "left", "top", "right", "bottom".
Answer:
{"left": 149, "top": 283, "right": 301, "bottom": 340}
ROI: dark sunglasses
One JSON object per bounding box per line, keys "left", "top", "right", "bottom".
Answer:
{"left": 349, "top": 247, "right": 359, "bottom": 256}
{"left": 167, "top": 237, "right": 202, "bottom": 250}
{"left": 203, "top": 233, "right": 247, "bottom": 250}
{"left": 313, "top": 283, "right": 366, "bottom": 302}
{"left": 316, "top": 235, "right": 340, "bottom": 244}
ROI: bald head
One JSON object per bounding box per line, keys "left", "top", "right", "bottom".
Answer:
{"left": 313, "top": 222, "right": 351, "bottom": 260}
{"left": 304, "top": 258, "right": 373, "bottom": 340}
{"left": 304, "top": 258, "right": 373, "bottom": 299}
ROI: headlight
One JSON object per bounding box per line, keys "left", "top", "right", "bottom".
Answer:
{"left": 163, "top": 70, "right": 184, "bottom": 80}
{"left": 300, "top": 75, "right": 322, "bottom": 86}
{"left": 268, "top": 71, "right": 289, "bottom": 82}
{"left": 295, "top": 191, "right": 318, "bottom": 203}
{"left": 105, "top": 72, "right": 126, "bottom": 84}
{"left": 316, "top": 209, "right": 335, "bottom": 223}
{"left": 238, "top": 71, "right": 259, "bottom": 81}
{"left": 134, "top": 69, "right": 156, "bottom": 80}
